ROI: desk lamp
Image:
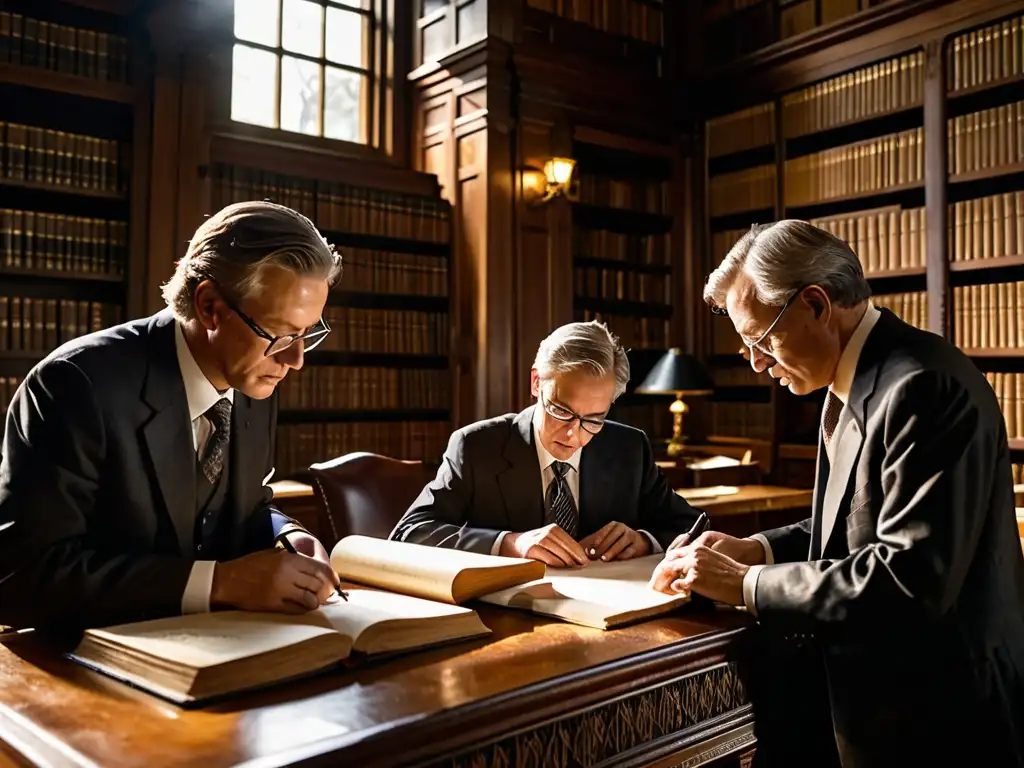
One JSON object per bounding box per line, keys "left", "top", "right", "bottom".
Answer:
{"left": 635, "top": 348, "right": 713, "bottom": 457}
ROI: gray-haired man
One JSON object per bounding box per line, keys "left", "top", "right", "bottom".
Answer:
{"left": 0, "top": 201, "right": 344, "bottom": 631}
{"left": 650, "top": 220, "right": 1024, "bottom": 767}
{"left": 391, "top": 321, "right": 701, "bottom": 567}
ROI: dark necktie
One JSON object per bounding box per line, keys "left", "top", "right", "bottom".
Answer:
{"left": 546, "top": 461, "right": 578, "bottom": 538}
{"left": 822, "top": 390, "right": 843, "bottom": 451}
{"left": 201, "top": 398, "right": 232, "bottom": 484}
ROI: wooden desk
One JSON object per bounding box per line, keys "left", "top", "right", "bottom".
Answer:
{"left": 678, "top": 485, "right": 813, "bottom": 539}
{"left": 0, "top": 608, "right": 756, "bottom": 768}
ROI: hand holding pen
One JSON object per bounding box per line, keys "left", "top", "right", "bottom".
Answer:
{"left": 278, "top": 534, "right": 349, "bottom": 602}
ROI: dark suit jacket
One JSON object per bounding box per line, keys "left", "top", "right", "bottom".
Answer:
{"left": 753, "top": 308, "right": 1024, "bottom": 767}
{"left": 0, "top": 309, "right": 287, "bottom": 631}
{"left": 390, "top": 405, "right": 700, "bottom": 554}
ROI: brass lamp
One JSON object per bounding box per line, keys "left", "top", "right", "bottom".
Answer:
{"left": 635, "top": 348, "right": 714, "bottom": 457}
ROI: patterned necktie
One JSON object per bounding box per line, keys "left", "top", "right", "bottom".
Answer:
{"left": 546, "top": 461, "right": 578, "bottom": 538}
{"left": 822, "top": 390, "right": 844, "bottom": 450}
{"left": 201, "top": 398, "right": 232, "bottom": 484}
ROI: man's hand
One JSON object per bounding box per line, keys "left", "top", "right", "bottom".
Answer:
{"left": 500, "top": 524, "right": 589, "bottom": 567}
{"left": 211, "top": 548, "right": 342, "bottom": 614}
{"left": 668, "top": 530, "right": 766, "bottom": 566}
{"left": 578, "top": 522, "right": 651, "bottom": 562}
{"left": 283, "top": 530, "right": 332, "bottom": 569}
{"left": 648, "top": 545, "right": 749, "bottom": 606}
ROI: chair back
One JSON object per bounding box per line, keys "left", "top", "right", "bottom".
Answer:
{"left": 309, "top": 452, "right": 436, "bottom": 550}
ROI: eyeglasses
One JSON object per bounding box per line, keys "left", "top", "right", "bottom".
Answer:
{"left": 741, "top": 290, "right": 802, "bottom": 362}
{"left": 206, "top": 278, "right": 331, "bottom": 357}
{"left": 540, "top": 390, "right": 607, "bottom": 435}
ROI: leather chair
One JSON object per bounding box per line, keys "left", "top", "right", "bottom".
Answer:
{"left": 308, "top": 452, "right": 438, "bottom": 550}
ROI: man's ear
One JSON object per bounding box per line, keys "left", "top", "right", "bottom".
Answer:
{"left": 530, "top": 368, "right": 540, "bottom": 398}
{"left": 193, "top": 280, "right": 222, "bottom": 331}
{"left": 804, "top": 286, "right": 830, "bottom": 321}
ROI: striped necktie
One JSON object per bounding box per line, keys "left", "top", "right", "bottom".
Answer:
{"left": 546, "top": 461, "right": 578, "bottom": 538}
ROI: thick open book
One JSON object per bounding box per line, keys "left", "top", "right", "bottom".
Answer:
{"left": 478, "top": 554, "right": 689, "bottom": 630}
{"left": 68, "top": 538, "right": 544, "bottom": 705}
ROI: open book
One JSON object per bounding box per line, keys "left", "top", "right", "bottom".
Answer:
{"left": 478, "top": 554, "right": 689, "bottom": 630}
{"left": 68, "top": 538, "right": 545, "bottom": 705}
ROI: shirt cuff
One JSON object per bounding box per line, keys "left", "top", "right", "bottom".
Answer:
{"left": 491, "top": 531, "right": 509, "bottom": 556}
{"left": 748, "top": 533, "right": 775, "bottom": 565}
{"left": 638, "top": 529, "right": 663, "bottom": 554}
{"left": 742, "top": 564, "right": 766, "bottom": 615}
{"left": 182, "top": 560, "right": 216, "bottom": 614}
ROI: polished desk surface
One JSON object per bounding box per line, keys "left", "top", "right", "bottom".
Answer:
{"left": 0, "top": 605, "right": 752, "bottom": 768}
{"left": 677, "top": 485, "right": 813, "bottom": 516}
{"left": 269, "top": 479, "right": 315, "bottom": 499}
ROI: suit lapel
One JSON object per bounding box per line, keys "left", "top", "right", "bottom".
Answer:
{"left": 497, "top": 407, "right": 545, "bottom": 529}
{"left": 579, "top": 431, "right": 614, "bottom": 529}
{"left": 225, "top": 394, "right": 259, "bottom": 553}
{"left": 809, "top": 439, "right": 829, "bottom": 560}
{"left": 140, "top": 313, "right": 197, "bottom": 557}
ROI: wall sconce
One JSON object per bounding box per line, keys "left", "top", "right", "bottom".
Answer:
{"left": 523, "top": 157, "right": 578, "bottom": 206}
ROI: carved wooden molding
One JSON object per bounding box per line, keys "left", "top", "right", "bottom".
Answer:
{"left": 435, "top": 662, "right": 748, "bottom": 768}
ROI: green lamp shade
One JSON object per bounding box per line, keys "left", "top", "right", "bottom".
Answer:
{"left": 635, "top": 348, "right": 714, "bottom": 395}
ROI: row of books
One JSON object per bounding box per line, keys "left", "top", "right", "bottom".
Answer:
{"left": 573, "top": 310, "right": 669, "bottom": 349}
{"left": 338, "top": 251, "right": 448, "bottom": 297}
{"left": 872, "top": 292, "right": 928, "bottom": 331}
{"left": 707, "top": 102, "right": 774, "bottom": 159}
{"left": 1013, "top": 463, "right": 1024, "bottom": 485}
{"left": 317, "top": 308, "right": 449, "bottom": 357}
{"left": 576, "top": 175, "right": 671, "bottom": 215}
{"left": 524, "top": 0, "right": 664, "bottom": 46}
{"left": 0, "top": 297, "right": 121, "bottom": 353}
{"left": 574, "top": 228, "right": 671, "bottom": 265}
{"left": 712, "top": 364, "right": 766, "bottom": 387}
{"left": 211, "top": 165, "right": 451, "bottom": 246}
{"left": 784, "top": 127, "right": 924, "bottom": 207}
{"left": 0, "top": 376, "right": 20, "bottom": 414}
{"left": 1, "top": 209, "right": 128, "bottom": 275}
{"left": 275, "top": 422, "right": 449, "bottom": 476}
{"left": 948, "top": 101, "right": 1024, "bottom": 178}
{"left": 781, "top": 51, "right": 924, "bottom": 139}
{"left": 277, "top": 367, "right": 450, "bottom": 412}
{"left": 708, "top": 164, "right": 775, "bottom": 218}
{"left": 952, "top": 282, "right": 1024, "bottom": 350}
{"left": 0, "top": 122, "right": 124, "bottom": 195}
{"left": 984, "top": 372, "right": 1024, "bottom": 440}
{"left": 950, "top": 192, "right": 1024, "bottom": 262}
{"left": 573, "top": 266, "right": 670, "bottom": 305}
{"left": 811, "top": 206, "right": 928, "bottom": 273}
{"left": 0, "top": 12, "right": 131, "bottom": 84}
{"left": 710, "top": 402, "right": 772, "bottom": 442}
{"left": 607, "top": 403, "right": 673, "bottom": 445}
{"left": 948, "top": 14, "right": 1024, "bottom": 94}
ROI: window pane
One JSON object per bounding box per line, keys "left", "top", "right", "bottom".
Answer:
{"left": 324, "top": 67, "right": 364, "bottom": 143}
{"left": 457, "top": 0, "right": 485, "bottom": 44}
{"left": 283, "top": 0, "right": 324, "bottom": 57}
{"left": 422, "top": 0, "right": 447, "bottom": 16}
{"left": 281, "top": 56, "right": 322, "bottom": 135}
{"left": 231, "top": 44, "right": 278, "bottom": 128}
{"left": 326, "top": 7, "right": 365, "bottom": 69}
{"left": 234, "top": 0, "right": 279, "bottom": 46}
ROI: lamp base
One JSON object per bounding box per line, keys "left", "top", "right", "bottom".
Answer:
{"left": 666, "top": 437, "right": 686, "bottom": 458}
{"left": 666, "top": 394, "right": 689, "bottom": 458}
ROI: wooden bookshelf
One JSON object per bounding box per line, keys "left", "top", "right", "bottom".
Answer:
{"left": 0, "top": 2, "right": 140, "bottom": 421}
{"left": 698, "top": 7, "right": 1024, "bottom": 472}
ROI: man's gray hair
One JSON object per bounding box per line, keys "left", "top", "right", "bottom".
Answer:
{"left": 533, "top": 320, "right": 630, "bottom": 400}
{"left": 704, "top": 219, "right": 871, "bottom": 310}
{"left": 161, "top": 200, "right": 344, "bottom": 322}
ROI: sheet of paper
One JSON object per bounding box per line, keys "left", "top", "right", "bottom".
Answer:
{"left": 677, "top": 485, "right": 740, "bottom": 500}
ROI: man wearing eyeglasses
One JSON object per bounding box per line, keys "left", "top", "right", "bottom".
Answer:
{"left": 390, "top": 321, "right": 701, "bottom": 567}
{"left": 648, "top": 220, "right": 1024, "bottom": 768}
{"left": 0, "top": 201, "right": 344, "bottom": 631}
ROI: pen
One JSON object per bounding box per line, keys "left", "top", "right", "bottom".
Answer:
{"left": 686, "top": 511, "right": 710, "bottom": 542}
{"left": 279, "top": 535, "right": 348, "bottom": 602}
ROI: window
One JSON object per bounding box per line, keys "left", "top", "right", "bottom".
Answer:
{"left": 231, "top": 0, "right": 372, "bottom": 144}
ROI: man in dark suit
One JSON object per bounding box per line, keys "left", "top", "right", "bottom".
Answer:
{"left": 651, "top": 220, "right": 1024, "bottom": 767}
{"left": 390, "top": 321, "right": 701, "bottom": 566}
{"left": 0, "top": 201, "right": 344, "bottom": 631}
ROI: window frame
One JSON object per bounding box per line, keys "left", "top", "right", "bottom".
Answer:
{"left": 230, "top": 0, "right": 378, "bottom": 147}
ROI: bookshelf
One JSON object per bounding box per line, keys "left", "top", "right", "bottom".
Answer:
{"left": 207, "top": 162, "right": 454, "bottom": 480}
{"left": 699, "top": 8, "right": 1024, "bottom": 481}
{"left": 0, "top": 2, "right": 145, "bottom": 419}
{"left": 568, "top": 138, "right": 677, "bottom": 444}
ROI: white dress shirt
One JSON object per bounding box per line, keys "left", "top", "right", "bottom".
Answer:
{"left": 490, "top": 410, "right": 663, "bottom": 557}
{"left": 741, "top": 302, "right": 881, "bottom": 614}
{"left": 176, "top": 323, "right": 235, "bottom": 615}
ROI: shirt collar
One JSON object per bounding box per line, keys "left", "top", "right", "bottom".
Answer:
{"left": 532, "top": 406, "right": 582, "bottom": 472}
{"left": 174, "top": 322, "right": 234, "bottom": 423}
{"left": 830, "top": 301, "right": 880, "bottom": 405}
